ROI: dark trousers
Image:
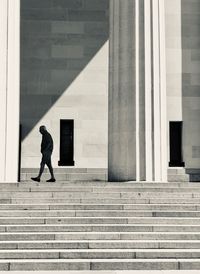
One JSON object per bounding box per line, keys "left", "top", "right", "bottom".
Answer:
{"left": 38, "top": 151, "right": 54, "bottom": 179}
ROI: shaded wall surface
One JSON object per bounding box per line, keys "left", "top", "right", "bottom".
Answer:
{"left": 181, "top": 0, "right": 200, "bottom": 168}
{"left": 165, "top": 0, "right": 200, "bottom": 169}
{"left": 20, "top": 0, "right": 109, "bottom": 168}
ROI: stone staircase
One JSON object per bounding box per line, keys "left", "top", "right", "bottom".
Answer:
{"left": 0, "top": 181, "right": 200, "bottom": 270}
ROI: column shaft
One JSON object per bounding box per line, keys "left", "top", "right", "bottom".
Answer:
{"left": 0, "top": 0, "right": 8, "bottom": 181}
{"left": 159, "top": 0, "right": 167, "bottom": 181}
{"left": 108, "top": 0, "right": 136, "bottom": 181}
{"left": 108, "top": 0, "right": 167, "bottom": 182}
{"left": 138, "top": 0, "right": 146, "bottom": 181}
{"left": 0, "top": 0, "right": 20, "bottom": 182}
{"left": 144, "top": 0, "right": 153, "bottom": 181}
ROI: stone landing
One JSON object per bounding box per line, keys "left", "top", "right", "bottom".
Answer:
{"left": 20, "top": 168, "right": 108, "bottom": 182}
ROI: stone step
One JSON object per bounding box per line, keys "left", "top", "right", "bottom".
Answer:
{"left": 8, "top": 198, "right": 200, "bottom": 204}
{"left": 3, "top": 186, "right": 200, "bottom": 193}
{"left": 2, "top": 216, "right": 200, "bottom": 224}
{"left": 21, "top": 173, "right": 107, "bottom": 181}
{"left": 1, "top": 191, "right": 200, "bottom": 199}
{"left": 168, "top": 168, "right": 186, "bottom": 175}
{"left": 2, "top": 240, "right": 200, "bottom": 250}
{"left": 1, "top": 232, "right": 200, "bottom": 241}
{"left": 0, "top": 248, "right": 200, "bottom": 259}
{"left": 3, "top": 224, "right": 200, "bottom": 232}
{"left": 1, "top": 203, "right": 200, "bottom": 211}
{"left": 2, "top": 210, "right": 200, "bottom": 217}
{"left": 21, "top": 168, "right": 107, "bottom": 174}
{"left": 17, "top": 182, "right": 200, "bottom": 187}
{"left": 27, "top": 187, "right": 200, "bottom": 192}
{"left": 2, "top": 258, "right": 200, "bottom": 270}
{"left": 168, "top": 174, "right": 189, "bottom": 182}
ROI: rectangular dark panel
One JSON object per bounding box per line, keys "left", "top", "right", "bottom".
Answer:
{"left": 58, "top": 119, "right": 74, "bottom": 166}
{"left": 169, "top": 121, "right": 185, "bottom": 167}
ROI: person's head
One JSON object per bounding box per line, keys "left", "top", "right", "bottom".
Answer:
{"left": 39, "top": 125, "right": 47, "bottom": 135}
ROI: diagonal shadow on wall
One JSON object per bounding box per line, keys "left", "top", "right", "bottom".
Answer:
{"left": 20, "top": 0, "right": 109, "bottom": 140}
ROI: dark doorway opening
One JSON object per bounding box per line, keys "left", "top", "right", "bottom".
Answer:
{"left": 58, "top": 120, "right": 74, "bottom": 166}
{"left": 169, "top": 121, "right": 185, "bottom": 167}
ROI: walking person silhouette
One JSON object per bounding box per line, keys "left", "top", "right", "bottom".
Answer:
{"left": 31, "top": 126, "right": 56, "bottom": 182}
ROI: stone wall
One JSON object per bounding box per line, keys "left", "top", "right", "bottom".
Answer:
{"left": 20, "top": 0, "right": 109, "bottom": 168}
{"left": 165, "top": 0, "right": 200, "bottom": 169}
{"left": 165, "top": 0, "right": 182, "bottom": 163}
{"left": 181, "top": 0, "right": 200, "bottom": 168}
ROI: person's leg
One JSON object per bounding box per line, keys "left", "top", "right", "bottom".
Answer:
{"left": 31, "top": 155, "right": 45, "bottom": 182}
{"left": 46, "top": 153, "right": 56, "bottom": 182}
{"left": 38, "top": 161, "right": 45, "bottom": 179}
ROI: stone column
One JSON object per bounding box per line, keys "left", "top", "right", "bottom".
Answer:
{"left": 151, "top": 0, "right": 167, "bottom": 181}
{"left": 108, "top": 0, "right": 167, "bottom": 182}
{"left": 108, "top": 0, "right": 136, "bottom": 181}
{"left": 0, "top": 0, "right": 20, "bottom": 182}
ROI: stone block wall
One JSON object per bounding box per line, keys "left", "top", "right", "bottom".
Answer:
{"left": 20, "top": 0, "right": 109, "bottom": 168}
{"left": 165, "top": 0, "right": 200, "bottom": 169}
{"left": 182, "top": 0, "right": 200, "bottom": 168}
{"left": 165, "top": 0, "right": 182, "bottom": 163}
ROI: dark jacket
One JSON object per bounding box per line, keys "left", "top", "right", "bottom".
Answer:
{"left": 41, "top": 131, "right": 53, "bottom": 154}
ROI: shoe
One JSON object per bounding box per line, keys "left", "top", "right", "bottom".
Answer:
{"left": 31, "top": 177, "right": 40, "bottom": 182}
{"left": 46, "top": 178, "right": 56, "bottom": 182}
